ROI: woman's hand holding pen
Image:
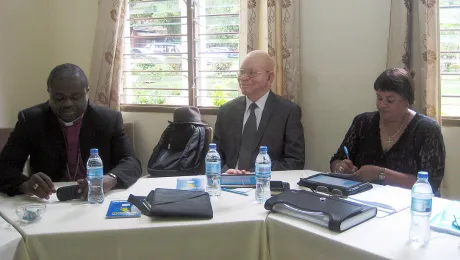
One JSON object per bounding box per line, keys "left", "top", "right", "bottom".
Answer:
{"left": 334, "top": 159, "right": 358, "bottom": 174}
{"left": 332, "top": 146, "right": 357, "bottom": 174}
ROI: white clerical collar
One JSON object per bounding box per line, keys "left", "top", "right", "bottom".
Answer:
{"left": 59, "top": 113, "right": 84, "bottom": 127}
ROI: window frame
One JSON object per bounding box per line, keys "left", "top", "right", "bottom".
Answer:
{"left": 440, "top": 2, "right": 460, "bottom": 125}
{"left": 120, "top": 0, "right": 242, "bottom": 114}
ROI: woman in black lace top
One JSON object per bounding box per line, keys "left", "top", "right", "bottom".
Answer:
{"left": 330, "top": 68, "right": 445, "bottom": 192}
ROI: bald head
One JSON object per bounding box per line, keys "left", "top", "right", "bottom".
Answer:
{"left": 241, "top": 50, "right": 274, "bottom": 71}
{"left": 238, "top": 50, "right": 275, "bottom": 102}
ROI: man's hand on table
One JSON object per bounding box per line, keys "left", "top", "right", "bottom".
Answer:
{"left": 19, "top": 172, "right": 56, "bottom": 200}
{"left": 76, "top": 175, "right": 117, "bottom": 200}
{"left": 226, "top": 169, "right": 249, "bottom": 174}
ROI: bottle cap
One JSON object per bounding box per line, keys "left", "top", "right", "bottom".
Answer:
{"left": 260, "top": 146, "right": 267, "bottom": 152}
{"left": 417, "top": 171, "right": 428, "bottom": 179}
{"left": 90, "top": 148, "right": 99, "bottom": 155}
{"left": 209, "top": 143, "right": 216, "bottom": 149}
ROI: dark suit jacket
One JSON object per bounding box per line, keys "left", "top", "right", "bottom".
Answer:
{"left": 213, "top": 91, "right": 305, "bottom": 172}
{"left": 0, "top": 102, "right": 142, "bottom": 196}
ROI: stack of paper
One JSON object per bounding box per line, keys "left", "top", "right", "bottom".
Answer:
{"left": 430, "top": 201, "right": 460, "bottom": 237}
{"left": 347, "top": 185, "right": 411, "bottom": 217}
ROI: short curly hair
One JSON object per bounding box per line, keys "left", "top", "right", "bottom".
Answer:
{"left": 47, "top": 63, "right": 88, "bottom": 90}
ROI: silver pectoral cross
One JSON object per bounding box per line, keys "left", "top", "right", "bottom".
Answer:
{"left": 387, "top": 136, "right": 393, "bottom": 145}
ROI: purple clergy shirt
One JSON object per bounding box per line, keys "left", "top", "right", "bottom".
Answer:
{"left": 59, "top": 115, "right": 86, "bottom": 181}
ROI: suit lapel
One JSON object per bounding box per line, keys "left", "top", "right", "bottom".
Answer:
{"left": 252, "top": 91, "right": 277, "bottom": 152}
{"left": 233, "top": 97, "right": 246, "bottom": 156}
{"left": 80, "top": 103, "right": 97, "bottom": 162}
{"left": 44, "top": 103, "right": 66, "bottom": 165}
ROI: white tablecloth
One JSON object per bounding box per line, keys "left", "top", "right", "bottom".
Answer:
{"left": 0, "top": 177, "right": 269, "bottom": 260}
{"left": 266, "top": 171, "right": 460, "bottom": 260}
{"left": 0, "top": 216, "right": 29, "bottom": 260}
{"left": 1, "top": 170, "right": 460, "bottom": 260}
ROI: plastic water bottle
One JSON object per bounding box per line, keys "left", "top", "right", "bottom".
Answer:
{"left": 255, "top": 146, "right": 271, "bottom": 203}
{"left": 205, "top": 143, "right": 221, "bottom": 197}
{"left": 87, "top": 148, "right": 104, "bottom": 204}
{"left": 409, "top": 171, "right": 433, "bottom": 244}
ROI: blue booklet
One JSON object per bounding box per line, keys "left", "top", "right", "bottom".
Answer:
{"left": 430, "top": 201, "right": 460, "bottom": 237}
{"left": 176, "top": 177, "right": 205, "bottom": 191}
{"left": 106, "top": 200, "right": 141, "bottom": 219}
{"left": 221, "top": 174, "right": 256, "bottom": 188}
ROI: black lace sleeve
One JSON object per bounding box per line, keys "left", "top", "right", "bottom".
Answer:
{"left": 415, "top": 120, "right": 445, "bottom": 192}
{"left": 330, "top": 114, "right": 366, "bottom": 168}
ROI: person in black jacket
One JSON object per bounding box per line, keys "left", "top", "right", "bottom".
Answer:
{"left": 213, "top": 50, "right": 305, "bottom": 173}
{"left": 330, "top": 68, "right": 445, "bottom": 192}
{"left": 0, "top": 63, "right": 141, "bottom": 198}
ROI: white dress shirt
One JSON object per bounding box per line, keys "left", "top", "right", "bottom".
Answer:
{"left": 242, "top": 90, "right": 270, "bottom": 132}
{"left": 235, "top": 90, "right": 270, "bottom": 170}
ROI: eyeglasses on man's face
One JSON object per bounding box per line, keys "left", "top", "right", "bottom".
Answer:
{"left": 237, "top": 70, "right": 270, "bottom": 78}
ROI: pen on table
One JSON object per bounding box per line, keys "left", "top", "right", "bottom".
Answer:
{"left": 221, "top": 188, "right": 249, "bottom": 196}
{"left": 344, "top": 146, "right": 350, "bottom": 160}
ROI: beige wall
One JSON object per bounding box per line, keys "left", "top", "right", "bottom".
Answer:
{"left": 441, "top": 127, "right": 460, "bottom": 199}
{"left": 300, "top": 0, "right": 391, "bottom": 172}
{"left": 0, "top": 0, "right": 50, "bottom": 127}
{"left": 48, "top": 0, "right": 97, "bottom": 74}
{"left": 0, "top": 0, "right": 96, "bottom": 127}
{"left": 0, "top": 0, "right": 458, "bottom": 197}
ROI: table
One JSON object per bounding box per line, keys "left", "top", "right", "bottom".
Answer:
{"left": 0, "top": 176, "right": 269, "bottom": 260}
{"left": 266, "top": 171, "right": 460, "bottom": 260}
{"left": 1, "top": 170, "right": 460, "bottom": 260}
{"left": 0, "top": 215, "right": 29, "bottom": 260}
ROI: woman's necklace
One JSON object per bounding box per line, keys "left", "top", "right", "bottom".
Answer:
{"left": 381, "top": 112, "right": 409, "bottom": 146}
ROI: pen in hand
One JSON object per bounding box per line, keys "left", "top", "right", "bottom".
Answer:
{"left": 344, "top": 146, "right": 350, "bottom": 160}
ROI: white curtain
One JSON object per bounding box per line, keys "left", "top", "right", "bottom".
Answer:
{"left": 88, "top": 0, "right": 127, "bottom": 110}
{"left": 246, "top": 0, "right": 300, "bottom": 103}
{"left": 386, "top": 0, "right": 441, "bottom": 123}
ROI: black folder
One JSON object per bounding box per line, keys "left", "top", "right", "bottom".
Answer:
{"left": 265, "top": 190, "right": 377, "bottom": 232}
{"left": 128, "top": 188, "right": 213, "bottom": 219}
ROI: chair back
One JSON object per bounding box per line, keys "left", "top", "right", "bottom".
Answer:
{"left": 199, "top": 126, "right": 214, "bottom": 173}
{"left": 123, "top": 122, "right": 135, "bottom": 152}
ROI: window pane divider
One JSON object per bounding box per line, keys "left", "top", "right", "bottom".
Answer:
{"left": 127, "top": 16, "right": 186, "bottom": 22}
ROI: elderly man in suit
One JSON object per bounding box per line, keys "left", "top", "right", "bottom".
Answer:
{"left": 0, "top": 63, "right": 141, "bottom": 198}
{"left": 213, "top": 50, "right": 305, "bottom": 173}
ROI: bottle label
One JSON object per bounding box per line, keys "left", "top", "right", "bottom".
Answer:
{"left": 411, "top": 198, "right": 432, "bottom": 213}
{"left": 206, "top": 162, "right": 221, "bottom": 174}
{"left": 87, "top": 167, "right": 103, "bottom": 178}
{"left": 256, "top": 164, "right": 271, "bottom": 178}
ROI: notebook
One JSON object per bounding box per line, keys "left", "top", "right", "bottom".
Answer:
{"left": 221, "top": 174, "right": 256, "bottom": 188}
{"left": 149, "top": 188, "right": 213, "bottom": 219}
{"left": 430, "top": 201, "right": 460, "bottom": 237}
{"left": 106, "top": 200, "right": 141, "bottom": 219}
{"left": 265, "top": 190, "right": 377, "bottom": 232}
{"left": 176, "top": 177, "right": 205, "bottom": 191}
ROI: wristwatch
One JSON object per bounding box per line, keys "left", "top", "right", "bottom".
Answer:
{"left": 108, "top": 173, "right": 118, "bottom": 182}
{"left": 378, "top": 167, "right": 386, "bottom": 180}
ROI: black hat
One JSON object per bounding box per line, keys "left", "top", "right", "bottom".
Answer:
{"left": 168, "top": 106, "right": 207, "bottom": 126}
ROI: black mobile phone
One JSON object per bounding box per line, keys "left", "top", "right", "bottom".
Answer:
{"left": 270, "top": 181, "right": 290, "bottom": 196}
{"left": 56, "top": 185, "right": 81, "bottom": 201}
